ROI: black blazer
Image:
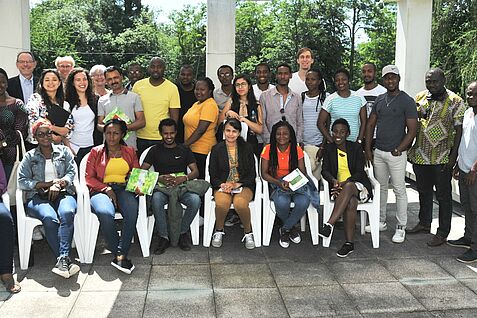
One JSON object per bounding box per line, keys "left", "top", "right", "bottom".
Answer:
{"left": 322, "top": 141, "right": 373, "bottom": 198}
{"left": 209, "top": 141, "right": 256, "bottom": 194}
{"left": 7, "top": 75, "right": 39, "bottom": 103}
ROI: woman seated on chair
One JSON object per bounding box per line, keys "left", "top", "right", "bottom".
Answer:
{"left": 0, "top": 159, "right": 20, "bottom": 293}
{"left": 261, "top": 120, "right": 317, "bottom": 249}
{"left": 17, "top": 119, "right": 79, "bottom": 279}
{"left": 319, "top": 118, "right": 372, "bottom": 258}
{"left": 85, "top": 118, "right": 139, "bottom": 274}
{"left": 209, "top": 118, "right": 257, "bottom": 249}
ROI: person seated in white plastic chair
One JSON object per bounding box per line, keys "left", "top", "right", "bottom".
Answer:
{"left": 210, "top": 118, "right": 257, "bottom": 249}
{"left": 17, "top": 118, "right": 79, "bottom": 278}
{"left": 319, "top": 118, "right": 372, "bottom": 257}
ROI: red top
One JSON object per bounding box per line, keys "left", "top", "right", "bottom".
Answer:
{"left": 261, "top": 144, "right": 304, "bottom": 178}
{"left": 85, "top": 144, "right": 139, "bottom": 193}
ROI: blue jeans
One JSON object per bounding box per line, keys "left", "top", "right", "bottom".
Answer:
{"left": 271, "top": 185, "right": 310, "bottom": 231}
{"left": 151, "top": 191, "right": 201, "bottom": 238}
{"left": 0, "top": 202, "right": 14, "bottom": 274}
{"left": 27, "top": 194, "right": 77, "bottom": 258}
{"left": 90, "top": 185, "right": 138, "bottom": 257}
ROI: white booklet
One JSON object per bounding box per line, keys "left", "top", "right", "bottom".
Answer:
{"left": 283, "top": 168, "right": 309, "bottom": 191}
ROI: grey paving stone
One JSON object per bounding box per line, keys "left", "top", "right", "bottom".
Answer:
{"left": 320, "top": 241, "right": 379, "bottom": 262}
{"left": 402, "top": 278, "right": 477, "bottom": 311}
{"left": 435, "top": 258, "right": 477, "bottom": 279}
{"left": 430, "top": 308, "right": 477, "bottom": 317}
{"left": 280, "top": 285, "right": 360, "bottom": 317}
{"left": 262, "top": 242, "right": 322, "bottom": 263}
{"left": 151, "top": 246, "right": 210, "bottom": 265}
{"left": 342, "top": 282, "right": 425, "bottom": 314}
{"left": 215, "top": 288, "right": 288, "bottom": 318}
{"left": 381, "top": 258, "right": 454, "bottom": 281}
{"left": 270, "top": 262, "right": 336, "bottom": 287}
{"left": 143, "top": 289, "right": 215, "bottom": 318}
{"left": 328, "top": 260, "right": 396, "bottom": 284}
{"left": 0, "top": 291, "right": 79, "bottom": 318}
{"left": 209, "top": 245, "right": 267, "bottom": 264}
{"left": 148, "top": 264, "right": 211, "bottom": 290}
{"left": 364, "top": 312, "right": 432, "bottom": 317}
{"left": 81, "top": 264, "right": 151, "bottom": 291}
{"left": 69, "top": 291, "right": 146, "bottom": 318}
{"left": 211, "top": 263, "right": 275, "bottom": 288}
{"left": 457, "top": 278, "right": 477, "bottom": 293}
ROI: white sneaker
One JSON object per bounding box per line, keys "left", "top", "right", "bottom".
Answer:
{"left": 392, "top": 225, "right": 406, "bottom": 243}
{"left": 364, "top": 222, "right": 387, "bottom": 233}
{"left": 211, "top": 231, "right": 225, "bottom": 248}
{"left": 242, "top": 233, "right": 255, "bottom": 249}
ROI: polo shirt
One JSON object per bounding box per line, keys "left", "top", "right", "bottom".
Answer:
{"left": 261, "top": 144, "right": 304, "bottom": 178}
{"left": 213, "top": 87, "right": 231, "bottom": 111}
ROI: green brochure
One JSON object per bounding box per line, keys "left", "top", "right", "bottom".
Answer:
{"left": 126, "top": 168, "right": 159, "bottom": 195}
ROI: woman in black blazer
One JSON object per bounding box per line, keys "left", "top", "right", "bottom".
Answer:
{"left": 320, "top": 118, "right": 372, "bottom": 257}
{"left": 208, "top": 118, "right": 256, "bottom": 249}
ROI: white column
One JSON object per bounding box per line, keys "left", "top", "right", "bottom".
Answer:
{"left": 206, "top": 0, "right": 236, "bottom": 88}
{"left": 0, "top": 0, "right": 30, "bottom": 76}
{"left": 395, "top": 0, "right": 433, "bottom": 98}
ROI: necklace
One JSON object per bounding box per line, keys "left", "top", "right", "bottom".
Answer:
{"left": 108, "top": 148, "right": 122, "bottom": 158}
{"left": 385, "top": 93, "right": 399, "bottom": 107}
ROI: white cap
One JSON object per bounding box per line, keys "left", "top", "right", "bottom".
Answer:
{"left": 382, "top": 65, "right": 400, "bottom": 77}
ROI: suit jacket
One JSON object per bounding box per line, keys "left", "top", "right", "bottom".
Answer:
{"left": 209, "top": 141, "right": 256, "bottom": 194}
{"left": 322, "top": 141, "right": 373, "bottom": 197}
{"left": 7, "top": 75, "right": 39, "bottom": 103}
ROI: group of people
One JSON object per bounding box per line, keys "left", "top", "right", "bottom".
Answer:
{"left": 1, "top": 46, "right": 477, "bottom": 294}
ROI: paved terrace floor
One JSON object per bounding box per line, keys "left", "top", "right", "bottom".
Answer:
{"left": 1, "top": 181, "right": 477, "bottom": 318}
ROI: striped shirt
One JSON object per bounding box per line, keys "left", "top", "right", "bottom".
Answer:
{"left": 303, "top": 94, "right": 324, "bottom": 145}
{"left": 322, "top": 91, "right": 366, "bottom": 142}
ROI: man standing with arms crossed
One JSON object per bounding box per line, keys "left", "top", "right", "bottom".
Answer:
{"left": 365, "top": 65, "right": 418, "bottom": 244}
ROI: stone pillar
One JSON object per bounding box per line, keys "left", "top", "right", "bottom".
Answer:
{"left": 395, "top": 0, "right": 433, "bottom": 98}
{"left": 0, "top": 0, "right": 30, "bottom": 76}
{"left": 206, "top": 0, "right": 235, "bottom": 88}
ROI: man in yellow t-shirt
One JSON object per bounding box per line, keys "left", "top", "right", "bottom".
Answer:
{"left": 133, "top": 57, "right": 180, "bottom": 154}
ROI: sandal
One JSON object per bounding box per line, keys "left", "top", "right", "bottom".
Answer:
{"left": 1, "top": 274, "right": 21, "bottom": 294}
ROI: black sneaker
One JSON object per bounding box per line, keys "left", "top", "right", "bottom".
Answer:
{"left": 111, "top": 257, "right": 135, "bottom": 274}
{"left": 447, "top": 237, "right": 472, "bottom": 249}
{"left": 178, "top": 232, "right": 192, "bottom": 251}
{"left": 154, "top": 237, "right": 170, "bottom": 255}
{"left": 457, "top": 249, "right": 477, "bottom": 264}
{"left": 319, "top": 223, "right": 334, "bottom": 238}
{"left": 337, "top": 242, "right": 354, "bottom": 258}
{"left": 224, "top": 213, "right": 241, "bottom": 227}
{"left": 289, "top": 226, "right": 301, "bottom": 244}
{"left": 52, "top": 256, "right": 70, "bottom": 278}
{"left": 279, "top": 227, "right": 290, "bottom": 248}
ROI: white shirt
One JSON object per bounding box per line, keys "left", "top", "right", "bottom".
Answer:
{"left": 69, "top": 105, "right": 95, "bottom": 152}
{"left": 252, "top": 83, "right": 275, "bottom": 101}
{"left": 44, "top": 159, "right": 57, "bottom": 182}
{"left": 288, "top": 72, "right": 308, "bottom": 95}
{"left": 458, "top": 108, "right": 477, "bottom": 173}
{"left": 356, "top": 84, "right": 387, "bottom": 138}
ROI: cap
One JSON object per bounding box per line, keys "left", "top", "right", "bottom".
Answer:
{"left": 382, "top": 65, "right": 399, "bottom": 77}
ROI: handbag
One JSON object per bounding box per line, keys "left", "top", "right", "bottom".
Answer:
{"left": 7, "top": 130, "right": 26, "bottom": 205}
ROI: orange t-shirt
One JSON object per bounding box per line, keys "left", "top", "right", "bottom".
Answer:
{"left": 261, "top": 144, "right": 304, "bottom": 178}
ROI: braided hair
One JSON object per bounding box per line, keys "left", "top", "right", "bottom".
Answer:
{"left": 268, "top": 121, "right": 298, "bottom": 178}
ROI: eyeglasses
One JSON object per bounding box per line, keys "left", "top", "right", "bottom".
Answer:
{"left": 59, "top": 64, "right": 72, "bottom": 69}
{"left": 280, "top": 107, "right": 287, "bottom": 122}
{"left": 17, "top": 60, "right": 34, "bottom": 64}
{"left": 234, "top": 82, "right": 248, "bottom": 88}
{"left": 36, "top": 131, "right": 52, "bottom": 138}
{"left": 128, "top": 70, "right": 142, "bottom": 74}
{"left": 218, "top": 72, "right": 232, "bottom": 78}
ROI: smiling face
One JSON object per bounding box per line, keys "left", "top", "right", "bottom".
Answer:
{"left": 91, "top": 70, "right": 106, "bottom": 87}
{"left": 383, "top": 73, "right": 400, "bottom": 93}
{"left": 305, "top": 71, "right": 321, "bottom": 91}
{"left": 127, "top": 64, "right": 144, "bottom": 83}
{"left": 332, "top": 123, "right": 349, "bottom": 146}
{"left": 73, "top": 71, "right": 89, "bottom": 94}
{"left": 224, "top": 122, "right": 240, "bottom": 144}
{"left": 466, "top": 82, "right": 477, "bottom": 108}
{"left": 179, "top": 67, "right": 194, "bottom": 87}
{"left": 194, "top": 80, "right": 211, "bottom": 103}
{"left": 160, "top": 124, "right": 177, "bottom": 146}
{"left": 362, "top": 64, "right": 376, "bottom": 84}
{"left": 425, "top": 70, "right": 446, "bottom": 96}
{"left": 255, "top": 65, "right": 270, "bottom": 85}
{"left": 42, "top": 71, "right": 61, "bottom": 95}
{"left": 57, "top": 59, "right": 73, "bottom": 80}
{"left": 35, "top": 126, "right": 53, "bottom": 146}
{"left": 297, "top": 50, "right": 314, "bottom": 71}
{"left": 275, "top": 126, "right": 291, "bottom": 147}
{"left": 149, "top": 58, "right": 165, "bottom": 81}
{"left": 105, "top": 70, "right": 123, "bottom": 93}
{"left": 234, "top": 77, "right": 249, "bottom": 97}
{"left": 334, "top": 72, "right": 349, "bottom": 93}
{"left": 218, "top": 67, "right": 233, "bottom": 86}
{"left": 105, "top": 124, "right": 124, "bottom": 147}
{"left": 16, "top": 53, "right": 36, "bottom": 78}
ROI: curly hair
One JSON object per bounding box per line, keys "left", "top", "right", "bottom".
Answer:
{"left": 65, "top": 68, "right": 96, "bottom": 111}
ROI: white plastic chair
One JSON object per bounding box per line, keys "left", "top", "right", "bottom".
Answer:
{"left": 79, "top": 152, "right": 154, "bottom": 263}
{"left": 261, "top": 153, "right": 320, "bottom": 246}
{"left": 15, "top": 172, "right": 84, "bottom": 270}
{"left": 203, "top": 153, "right": 262, "bottom": 247}
{"left": 138, "top": 146, "right": 199, "bottom": 246}
{"left": 321, "top": 166, "right": 380, "bottom": 248}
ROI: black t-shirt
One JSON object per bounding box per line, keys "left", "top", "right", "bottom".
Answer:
{"left": 143, "top": 143, "right": 196, "bottom": 175}
{"left": 177, "top": 84, "right": 198, "bottom": 143}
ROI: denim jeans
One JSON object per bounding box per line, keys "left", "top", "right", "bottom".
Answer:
{"left": 458, "top": 169, "right": 477, "bottom": 249}
{"left": 373, "top": 149, "right": 408, "bottom": 226}
{"left": 0, "top": 202, "right": 14, "bottom": 274}
{"left": 90, "top": 185, "right": 138, "bottom": 257}
{"left": 270, "top": 184, "right": 310, "bottom": 231}
{"left": 413, "top": 163, "right": 453, "bottom": 237}
{"left": 27, "top": 194, "right": 77, "bottom": 258}
{"left": 151, "top": 191, "right": 201, "bottom": 238}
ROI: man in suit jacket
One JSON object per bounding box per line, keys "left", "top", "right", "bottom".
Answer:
{"left": 7, "top": 51, "right": 38, "bottom": 103}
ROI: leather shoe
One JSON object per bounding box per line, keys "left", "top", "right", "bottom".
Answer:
{"left": 178, "top": 232, "right": 191, "bottom": 251}
{"left": 406, "top": 223, "right": 431, "bottom": 234}
{"left": 154, "top": 237, "right": 170, "bottom": 255}
{"left": 427, "top": 234, "right": 446, "bottom": 247}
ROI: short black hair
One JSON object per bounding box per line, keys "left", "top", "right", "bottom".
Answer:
{"left": 334, "top": 68, "right": 350, "bottom": 80}
{"left": 0, "top": 68, "right": 8, "bottom": 79}
{"left": 217, "top": 65, "right": 233, "bottom": 76}
{"left": 196, "top": 77, "right": 215, "bottom": 93}
{"left": 159, "top": 118, "right": 177, "bottom": 133}
{"left": 104, "top": 65, "right": 123, "bottom": 76}
{"left": 331, "top": 118, "right": 351, "bottom": 134}
{"left": 255, "top": 62, "right": 271, "bottom": 73}
{"left": 180, "top": 64, "right": 194, "bottom": 72}
{"left": 16, "top": 51, "right": 35, "bottom": 62}
{"left": 276, "top": 63, "right": 292, "bottom": 73}
{"left": 363, "top": 62, "right": 377, "bottom": 72}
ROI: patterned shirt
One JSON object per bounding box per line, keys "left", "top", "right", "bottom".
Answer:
{"left": 0, "top": 98, "right": 28, "bottom": 165}
{"left": 408, "top": 89, "right": 467, "bottom": 165}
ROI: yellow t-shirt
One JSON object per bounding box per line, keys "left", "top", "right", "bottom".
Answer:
{"left": 133, "top": 78, "right": 180, "bottom": 140}
{"left": 103, "top": 158, "right": 130, "bottom": 183}
{"left": 183, "top": 98, "right": 219, "bottom": 155}
{"left": 337, "top": 148, "right": 351, "bottom": 182}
